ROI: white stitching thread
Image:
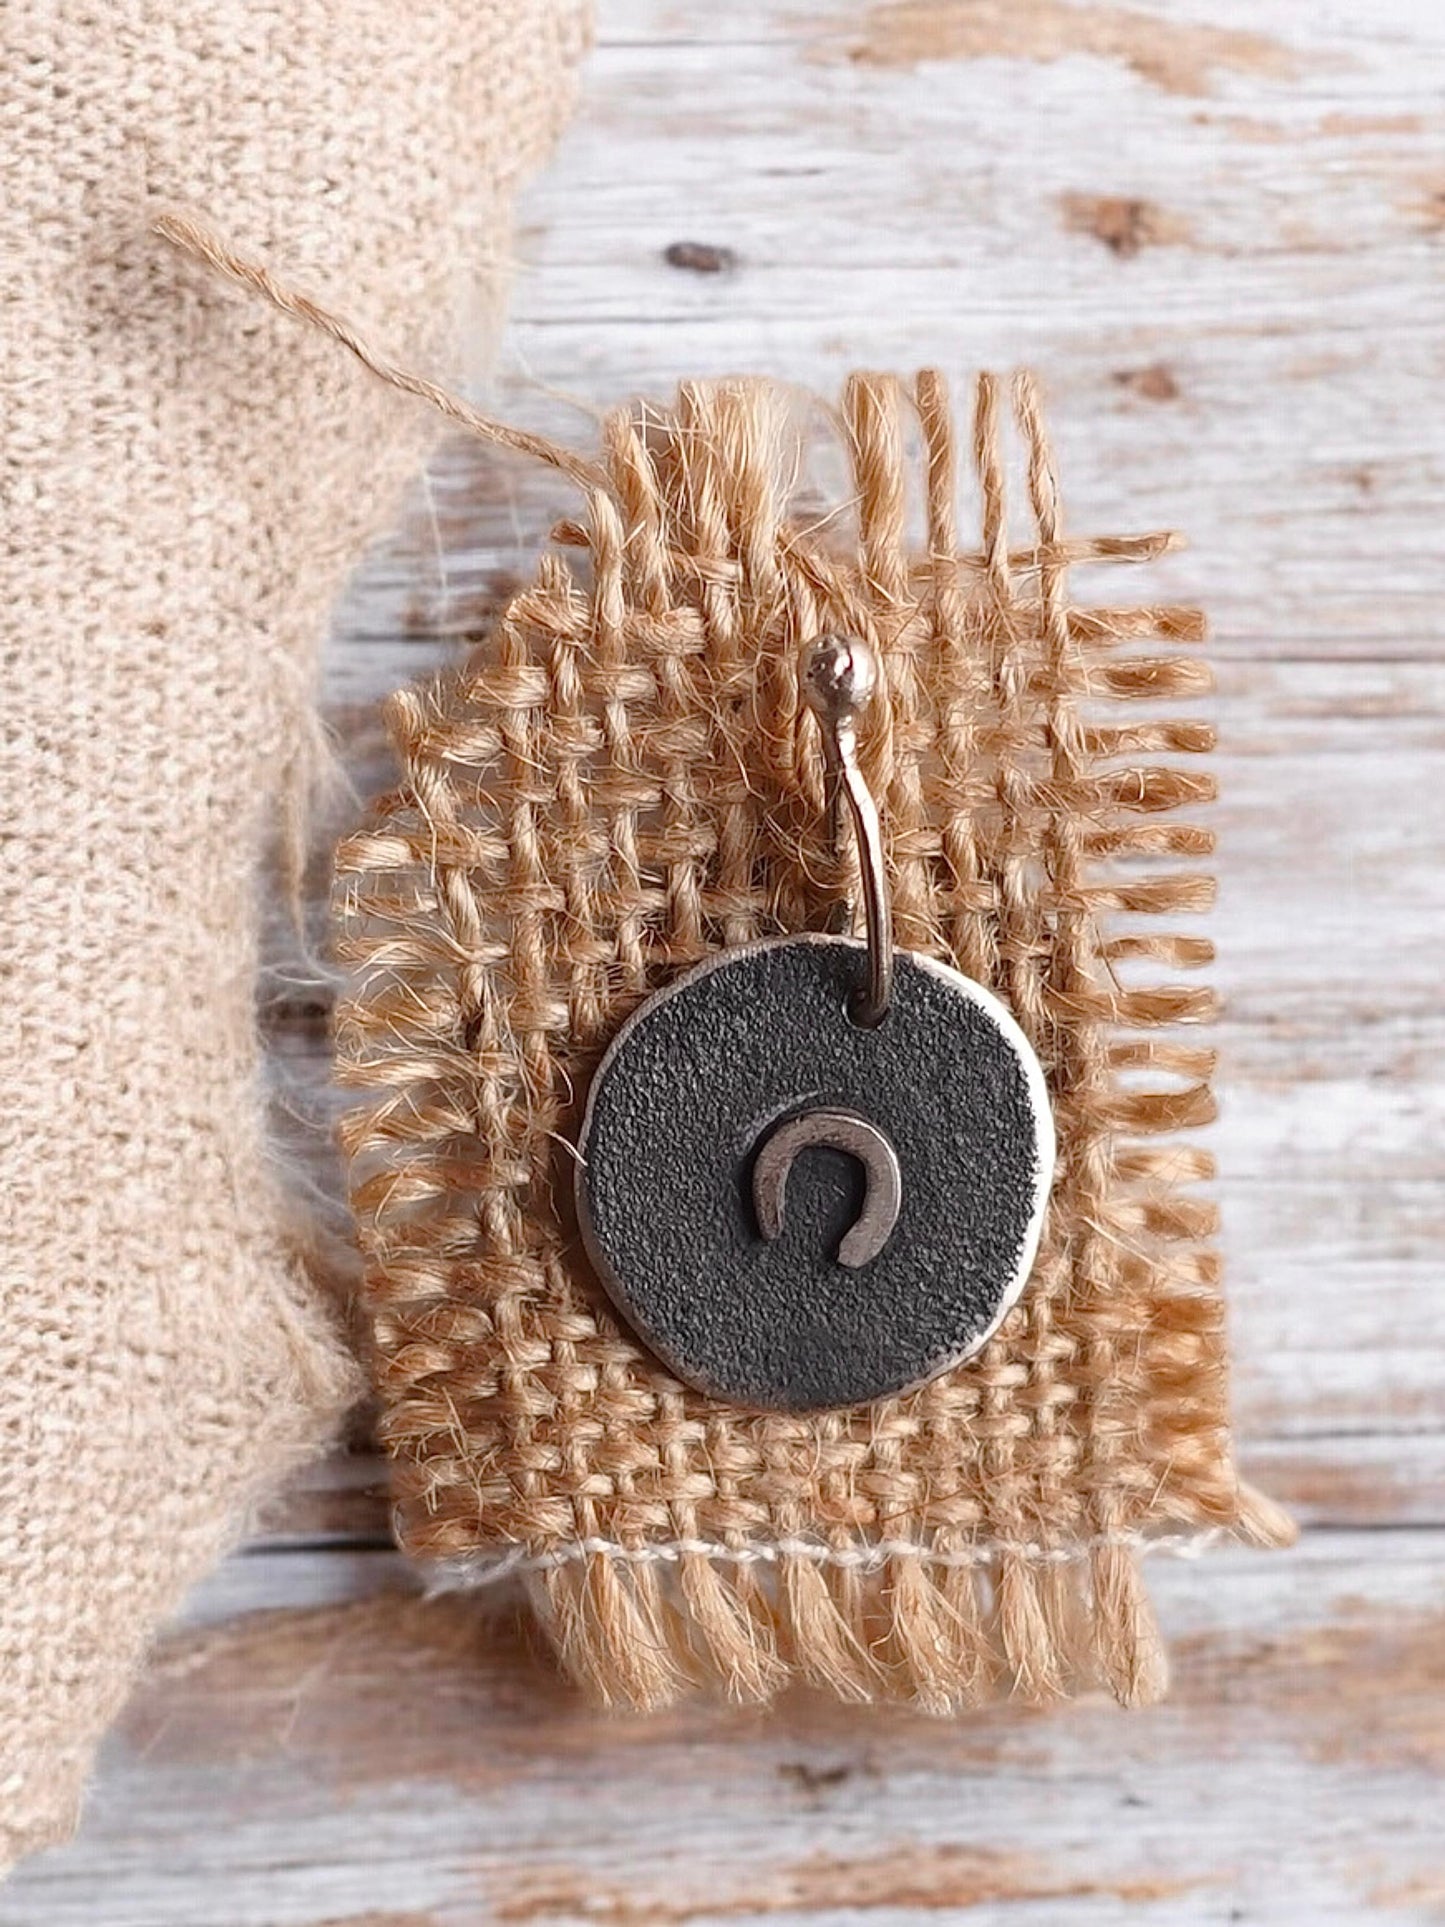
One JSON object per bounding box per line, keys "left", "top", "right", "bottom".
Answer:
{"left": 426, "top": 1527, "right": 1228, "bottom": 1593}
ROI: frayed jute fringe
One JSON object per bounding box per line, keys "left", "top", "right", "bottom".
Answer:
{"left": 430, "top": 1526, "right": 1287, "bottom": 1715}
{"left": 163, "top": 223, "right": 1293, "bottom": 1715}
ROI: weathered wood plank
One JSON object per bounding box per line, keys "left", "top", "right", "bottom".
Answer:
{"left": 500, "top": 0, "right": 1445, "bottom": 653}
{"left": 1, "top": 1530, "right": 1440, "bottom": 1927}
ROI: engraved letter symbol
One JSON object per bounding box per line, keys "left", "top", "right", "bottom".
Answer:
{"left": 752, "top": 1108, "right": 902, "bottom": 1268}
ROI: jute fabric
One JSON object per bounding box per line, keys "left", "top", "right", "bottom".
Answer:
{"left": 1, "top": 0, "right": 587, "bottom": 1874}
{"left": 336, "top": 371, "right": 1292, "bottom": 1714}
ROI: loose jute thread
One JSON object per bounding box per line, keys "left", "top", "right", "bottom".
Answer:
{"left": 161, "top": 218, "right": 1294, "bottom": 1716}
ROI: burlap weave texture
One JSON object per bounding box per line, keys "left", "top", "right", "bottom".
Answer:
{"left": 337, "top": 371, "right": 1291, "bottom": 1714}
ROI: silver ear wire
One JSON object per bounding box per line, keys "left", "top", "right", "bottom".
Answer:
{"left": 802, "top": 635, "right": 893, "bottom": 1027}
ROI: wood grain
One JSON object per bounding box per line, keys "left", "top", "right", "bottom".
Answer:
{"left": 6, "top": 0, "right": 1443, "bottom": 1919}
{"left": 4, "top": 1537, "right": 1442, "bottom": 1927}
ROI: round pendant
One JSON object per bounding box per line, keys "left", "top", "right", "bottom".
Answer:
{"left": 575, "top": 935, "right": 1054, "bottom": 1413}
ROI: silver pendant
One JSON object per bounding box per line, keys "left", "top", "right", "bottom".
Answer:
{"left": 575, "top": 637, "right": 1054, "bottom": 1412}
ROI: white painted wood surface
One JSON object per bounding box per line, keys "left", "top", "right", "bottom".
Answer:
{"left": 5, "top": 1, "right": 1443, "bottom": 1920}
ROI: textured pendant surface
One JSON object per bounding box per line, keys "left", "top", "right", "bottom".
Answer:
{"left": 575, "top": 934, "right": 1054, "bottom": 1412}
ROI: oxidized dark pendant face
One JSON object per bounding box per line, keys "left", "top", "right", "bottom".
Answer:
{"left": 575, "top": 935, "right": 1054, "bottom": 1412}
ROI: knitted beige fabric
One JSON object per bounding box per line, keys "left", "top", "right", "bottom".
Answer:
{"left": 1, "top": 0, "right": 587, "bottom": 1874}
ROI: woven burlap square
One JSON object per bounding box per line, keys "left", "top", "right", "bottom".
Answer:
{"left": 336, "top": 368, "right": 1289, "bottom": 1712}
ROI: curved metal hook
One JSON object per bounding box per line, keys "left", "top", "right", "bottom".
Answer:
{"left": 752, "top": 1108, "right": 902, "bottom": 1269}
{"left": 802, "top": 635, "right": 893, "bottom": 1028}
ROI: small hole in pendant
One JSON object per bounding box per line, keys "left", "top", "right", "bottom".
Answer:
{"left": 845, "top": 988, "right": 888, "bottom": 1031}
